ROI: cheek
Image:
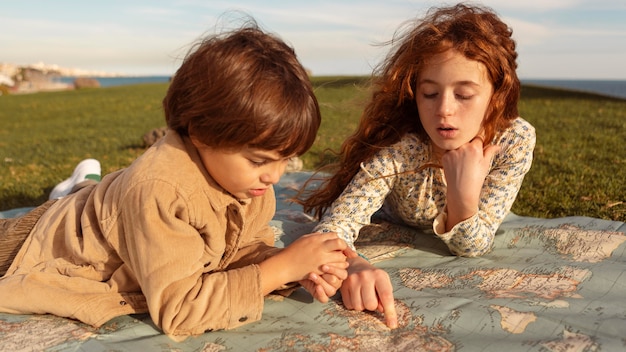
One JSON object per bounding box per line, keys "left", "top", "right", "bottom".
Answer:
{"left": 474, "top": 103, "right": 490, "bottom": 127}
{"left": 231, "top": 167, "right": 255, "bottom": 185}
{"left": 416, "top": 98, "right": 429, "bottom": 113}
{"left": 416, "top": 101, "right": 430, "bottom": 122}
{"left": 461, "top": 99, "right": 488, "bottom": 120}
{"left": 417, "top": 108, "right": 436, "bottom": 131}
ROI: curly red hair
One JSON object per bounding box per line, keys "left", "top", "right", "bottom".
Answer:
{"left": 300, "top": 3, "right": 519, "bottom": 218}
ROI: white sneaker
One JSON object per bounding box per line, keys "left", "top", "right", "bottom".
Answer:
{"left": 49, "top": 159, "right": 101, "bottom": 199}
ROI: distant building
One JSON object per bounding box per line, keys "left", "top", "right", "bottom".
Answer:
{"left": 0, "top": 73, "right": 14, "bottom": 87}
{"left": 0, "top": 62, "right": 116, "bottom": 93}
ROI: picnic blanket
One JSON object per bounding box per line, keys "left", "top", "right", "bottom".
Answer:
{"left": 1, "top": 171, "right": 625, "bottom": 351}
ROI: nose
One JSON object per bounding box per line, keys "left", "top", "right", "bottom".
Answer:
{"left": 437, "top": 91, "right": 455, "bottom": 117}
{"left": 260, "top": 162, "right": 285, "bottom": 185}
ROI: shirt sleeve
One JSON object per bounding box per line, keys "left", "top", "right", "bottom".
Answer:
{"left": 433, "top": 119, "right": 536, "bottom": 257}
{"left": 314, "top": 147, "right": 403, "bottom": 249}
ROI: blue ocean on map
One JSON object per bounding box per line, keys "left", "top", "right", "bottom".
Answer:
{"left": 59, "top": 76, "right": 626, "bottom": 100}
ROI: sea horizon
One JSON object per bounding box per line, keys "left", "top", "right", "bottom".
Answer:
{"left": 522, "top": 79, "right": 626, "bottom": 100}
{"left": 58, "top": 76, "right": 626, "bottom": 100}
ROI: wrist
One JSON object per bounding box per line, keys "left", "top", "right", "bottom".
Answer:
{"left": 258, "top": 249, "right": 293, "bottom": 295}
{"left": 348, "top": 255, "right": 373, "bottom": 273}
{"left": 445, "top": 194, "right": 479, "bottom": 230}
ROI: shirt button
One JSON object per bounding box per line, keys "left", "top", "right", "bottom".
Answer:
{"left": 238, "top": 316, "right": 248, "bottom": 322}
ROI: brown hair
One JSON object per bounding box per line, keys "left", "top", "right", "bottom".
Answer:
{"left": 300, "top": 3, "right": 520, "bottom": 218}
{"left": 163, "top": 23, "right": 320, "bottom": 157}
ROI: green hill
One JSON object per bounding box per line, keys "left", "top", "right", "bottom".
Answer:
{"left": 0, "top": 77, "right": 624, "bottom": 221}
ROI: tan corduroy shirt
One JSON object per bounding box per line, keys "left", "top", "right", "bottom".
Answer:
{"left": 0, "top": 131, "right": 281, "bottom": 338}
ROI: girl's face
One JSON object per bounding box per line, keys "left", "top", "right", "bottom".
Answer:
{"left": 416, "top": 49, "right": 493, "bottom": 156}
{"left": 192, "top": 141, "right": 290, "bottom": 200}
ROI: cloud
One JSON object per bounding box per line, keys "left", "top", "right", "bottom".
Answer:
{"left": 505, "top": 17, "right": 555, "bottom": 46}
{"left": 1, "top": 0, "right": 625, "bottom": 78}
{"left": 481, "top": 0, "right": 586, "bottom": 12}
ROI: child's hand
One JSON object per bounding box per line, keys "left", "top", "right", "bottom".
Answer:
{"left": 300, "top": 263, "right": 347, "bottom": 302}
{"left": 341, "top": 255, "right": 398, "bottom": 329}
{"left": 286, "top": 232, "right": 348, "bottom": 278}
{"left": 300, "top": 247, "right": 357, "bottom": 302}
{"left": 442, "top": 136, "right": 500, "bottom": 229}
{"left": 259, "top": 232, "right": 349, "bottom": 295}
{"left": 299, "top": 272, "right": 341, "bottom": 303}
{"left": 442, "top": 136, "right": 499, "bottom": 198}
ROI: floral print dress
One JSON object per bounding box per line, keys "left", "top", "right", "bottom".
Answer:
{"left": 314, "top": 117, "right": 536, "bottom": 257}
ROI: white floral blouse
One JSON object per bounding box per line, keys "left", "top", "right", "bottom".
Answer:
{"left": 314, "top": 117, "right": 536, "bottom": 257}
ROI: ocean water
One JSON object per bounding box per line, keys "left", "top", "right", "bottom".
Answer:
{"left": 59, "top": 76, "right": 626, "bottom": 100}
{"left": 57, "top": 76, "right": 171, "bottom": 88}
{"left": 522, "top": 79, "right": 626, "bottom": 100}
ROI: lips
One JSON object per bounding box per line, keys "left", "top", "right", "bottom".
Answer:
{"left": 249, "top": 188, "right": 267, "bottom": 197}
{"left": 437, "top": 126, "right": 457, "bottom": 139}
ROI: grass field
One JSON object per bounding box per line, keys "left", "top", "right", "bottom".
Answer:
{"left": 0, "top": 77, "right": 624, "bottom": 221}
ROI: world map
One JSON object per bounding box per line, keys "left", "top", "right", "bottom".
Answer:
{"left": 1, "top": 172, "right": 625, "bottom": 351}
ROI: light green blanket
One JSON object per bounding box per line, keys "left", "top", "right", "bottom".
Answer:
{"left": 1, "top": 171, "right": 625, "bottom": 351}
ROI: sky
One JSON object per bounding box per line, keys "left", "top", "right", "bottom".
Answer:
{"left": 2, "top": 0, "right": 626, "bottom": 79}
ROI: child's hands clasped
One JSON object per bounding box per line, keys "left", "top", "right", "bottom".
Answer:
{"left": 258, "top": 232, "right": 350, "bottom": 296}
{"left": 300, "top": 245, "right": 358, "bottom": 303}
{"left": 284, "top": 232, "right": 350, "bottom": 279}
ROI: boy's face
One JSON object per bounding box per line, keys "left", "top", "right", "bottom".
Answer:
{"left": 193, "top": 142, "right": 290, "bottom": 200}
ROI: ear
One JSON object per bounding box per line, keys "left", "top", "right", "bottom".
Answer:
{"left": 189, "top": 133, "right": 204, "bottom": 148}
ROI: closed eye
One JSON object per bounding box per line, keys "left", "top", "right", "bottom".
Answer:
{"left": 248, "top": 159, "right": 268, "bottom": 167}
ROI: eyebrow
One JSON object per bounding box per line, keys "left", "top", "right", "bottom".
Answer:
{"left": 418, "top": 79, "right": 481, "bottom": 87}
{"left": 248, "top": 149, "right": 282, "bottom": 161}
